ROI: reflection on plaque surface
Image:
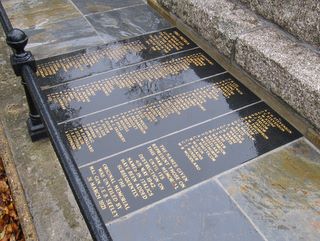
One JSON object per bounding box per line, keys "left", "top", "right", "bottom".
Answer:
{"left": 35, "top": 28, "right": 302, "bottom": 227}
{"left": 80, "top": 102, "right": 301, "bottom": 223}
{"left": 36, "top": 28, "right": 197, "bottom": 87}
{"left": 45, "top": 49, "right": 226, "bottom": 123}
{"left": 61, "top": 73, "right": 260, "bottom": 166}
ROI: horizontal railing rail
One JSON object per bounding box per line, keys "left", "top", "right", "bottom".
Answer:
{"left": 0, "top": 2, "right": 112, "bottom": 240}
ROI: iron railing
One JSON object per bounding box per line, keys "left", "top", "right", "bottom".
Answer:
{"left": 0, "top": 2, "right": 112, "bottom": 241}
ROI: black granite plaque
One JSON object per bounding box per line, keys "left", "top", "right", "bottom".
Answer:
{"left": 36, "top": 28, "right": 197, "bottom": 87}
{"left": 79, "top": 102, "right": 301, "bottom": 223}
{"left": 45, "top": 49, "right": 226, "bottom": 123}
{"left": 61, "top": 73, "right": 260, "bottom": 166}
{"left": 30, "top": 14, "right": 305, "bottom": 241}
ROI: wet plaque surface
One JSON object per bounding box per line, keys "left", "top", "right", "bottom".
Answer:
{"left": 45, "top": 48, "right": 225, "bottom": 123}
{"left": 36, "top": 29, "right": 302, "bottom": 227}
{"left": 79, "top": 102, "right": 301, "bottom": 223}
{"left": 61, "top": 73, "right": 260, "bottom": 166}
{"left": 36, "top": 27, "right": 197, "bottom": 88}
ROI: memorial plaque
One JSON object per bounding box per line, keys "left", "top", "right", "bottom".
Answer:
{"left": 61, "top": 73, "right": 260, "bottom": 166}
{"left": 45, "top": 49, "right": 226, "bottom": 123}
{"left": 79, "top": 102, "right": 301, "bottom": 223}
{"left": 33, "top": 27, "right": 303, "bottom": 234}
{"left": 36, "top": 28, "right": 197, "bottom": 88}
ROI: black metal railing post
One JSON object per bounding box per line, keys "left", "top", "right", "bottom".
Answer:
{"left": 0, "top": 2, "right": 47, "bottom": 141}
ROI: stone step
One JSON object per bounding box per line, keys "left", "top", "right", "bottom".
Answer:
{"left": 239, "top": 0, "right": 320, "bottom": 48}
{"left": 156, "top": 0, "right": 320, "bottom": 131}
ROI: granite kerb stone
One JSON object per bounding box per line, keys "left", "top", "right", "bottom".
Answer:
{"left": 235, "top": 27, "right": 320, "bottom": 130}
{"left": 238, "top": 0, "right": 320, "bottom": 49}
{"left": 157, "top": 0, "right": 266, "bottom": 58}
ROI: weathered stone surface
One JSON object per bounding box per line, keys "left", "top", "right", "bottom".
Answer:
{"left": 2, "top": 0, "right": 81, "bottom": 30}
{"left": 71, "top": 0, "right": 144, "bottom": 15}
{"left": 235, "top": 27, "right": 320, "bottom": 130}
{"left": 25, "top": 16, "right": 103, "bottom": 60}
{"left": 86, "top": 4, "right": 171, "bottom": 43}
{"left": 239, "top": 0, "right": 320, "bottom": 48}
{"left": 0, "top": 33, "right": 92, "bottom": 241}
{"left": 157, "top": 0, "right": 263, "bottom": 57}
{"left": 108, "top": 180, "right": 264, "bottom": 241}
{"left": 219, "top": 138, "right": 320, "bottom": 241}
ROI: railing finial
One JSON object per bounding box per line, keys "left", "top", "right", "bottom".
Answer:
{"left": 7, "top": 28, "right": 29, "bottom": 57}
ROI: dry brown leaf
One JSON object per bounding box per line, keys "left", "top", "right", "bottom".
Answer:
{"left": 0, "top": 157, "right": 24, "bottom": 241}
{"left": 0, "top": 181, "right": 8, "bottom": 193}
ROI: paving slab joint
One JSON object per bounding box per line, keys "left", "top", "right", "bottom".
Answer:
{"left": 215, "top": 179, "right": 268, "bottom": 241}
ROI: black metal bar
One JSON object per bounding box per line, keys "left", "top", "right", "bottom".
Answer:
{"left": 0, "top": 1, "right": 12, "bottom": 35}
{"left": 21, "top": 64, "right": 113, "bottom": 241}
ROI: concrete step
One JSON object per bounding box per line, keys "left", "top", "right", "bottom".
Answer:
{"left": 156, "top": 0, "right": 320, "bottom": 131}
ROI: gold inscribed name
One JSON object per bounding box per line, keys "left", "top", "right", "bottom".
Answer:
{"left": 65, "top": 79, "right": 242, "bottom": 152}
{"left": 178, "top": 110, "right": 292, "bottom": 170}
{"left": 48, "top": 53, "right": 214, "bottom": 110}
{"left": 37, "top": 30, "right": 191, "bottom": 77}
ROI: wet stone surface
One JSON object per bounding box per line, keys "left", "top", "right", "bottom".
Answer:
{"left": 107, "top": 180, "right": 264, "bottom": 241}
{"left": 71, "top": 0, "right": 144, "bottom": 15}
{"left": 43, "top": 48, "right": 225, "bottom": 122}
{"left": 36, "top": 28, "right": 197, "bottom": 87}
{"left": 25, "top": 16, "right": 103, "bottom": 60}
{"left": 62, "top": 72, "right": 259, "bottom": 165}
{"left": 2, "top": 0, "right": 81, "bottom": 30}
{"left": 79, "top": 102, "right": 301, "bottom": 223}
{"left": 30, "top": 28, "right": 302, "bottom": 229}
{"left": 86, "top": 5, "right": 171, "bottom": 43}
{"left": 219, "top": 139, "right": 320, "bottom": 241}
{"left": 0, "top": 34, "right": 92, "bottom": 240}
{"left": 0, "top": 2, "right": 315, "bottom": 240}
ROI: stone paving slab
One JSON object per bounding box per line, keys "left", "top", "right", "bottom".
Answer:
{"left": 86, "top": 4, "right": 171, "bottom": 43}
{"left": 108, "top": 179, "right": 264, "bottom": 241}
{"left": 0, "top": 1, "right": 319, "bottom": 241}
{"left": 25, "top": 16, "right": 103, "bottom": 60}
{"left": 219, "top": 138, "right": 320, "bottom": 241}
{"left": 2, "top": 0, "right": 81, "bottom": 30}
{"left": 1, "top": 117, "right": 92, "bottom": 241}
{"left": 71, "top": 0, "right": 144, "bottom": 15}
{"left": 2, "top": 0, "right": 104, "bottom": 60}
